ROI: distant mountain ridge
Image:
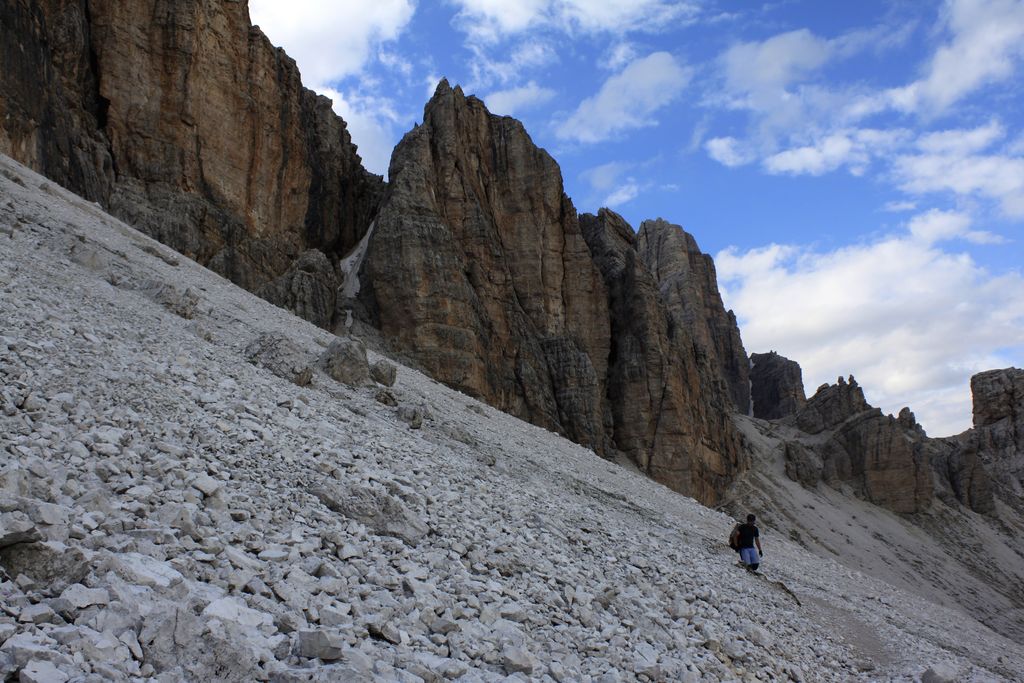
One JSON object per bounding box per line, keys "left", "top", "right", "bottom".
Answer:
{"left": 737, "top": 360, "right": 1024, "bottom": 643}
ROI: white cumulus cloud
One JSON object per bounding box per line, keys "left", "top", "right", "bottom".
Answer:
{"left": 885, "top": 0, "right": 1024, "bottom": 114}
{"left": 318, "top": 89, "right": 402, "bottom": 177}
{"left": 763, "top": 129, "right": 908, "bottom": 176}
{"left": 705, "top": 137, "right": 753, "bottom": 167}
{"left": 717, "top": 222, "right": 1024, "bottom": 437}
{"left": 249, "top": 1, "right": 416, "bottom": 86}
{"left": 556, "top": 52, "right": 692, "bottom": 143}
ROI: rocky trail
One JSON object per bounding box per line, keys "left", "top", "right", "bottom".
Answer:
{"left": 1, "top": 154, "right": 1022, "bottom": 682}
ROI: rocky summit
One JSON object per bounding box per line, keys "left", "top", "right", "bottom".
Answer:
{"left": 355, "top": 86, "right": 745, "bottom": 505}
{"left": 3, "top": 152, "right": 1024, "bottom": 683}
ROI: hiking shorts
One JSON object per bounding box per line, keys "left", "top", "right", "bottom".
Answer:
{"left": 740, "top": 547, "right": 760, "bottom": 565}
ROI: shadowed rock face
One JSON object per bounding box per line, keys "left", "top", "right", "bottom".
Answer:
{"left": 965, "top": 368, "right": 1024, "bottom": 514}
{"left": 636, "top": 219, "right": 750, "bottom": 415}
{"left": 580, "top": 209, "right": 746, "bottom": 504}
{"left": 776, "top": 373, "right": 1005, "bottom": 516}
{"left": 788, "top": 377, "right": 933, "bottom": 513}
{"left": 750, "top": 351, "right": 806, "bottom": 420}
{"left": 359, "top": 81, "right": 612, "bottom": 456}
{"left": 1, "top": 0, "right": 382, "bottom": 306}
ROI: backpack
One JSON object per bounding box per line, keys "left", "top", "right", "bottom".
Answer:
{"left": 728, "top": 524, "right": 741, "bottom": 552}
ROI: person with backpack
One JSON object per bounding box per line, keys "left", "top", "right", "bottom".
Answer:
{"left": 729, "top": 514, "right": 763, "bottom": 572}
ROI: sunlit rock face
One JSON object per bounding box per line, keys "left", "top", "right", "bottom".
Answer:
{"left": 359, "top": 87, "right": 748, "bottom": 504}
{"left": 636, "top": 218, "right": 751, "bottom": 416}
{"left": 1, "top": 0, "right": 382, "bottom": 307}
{"left": 359, "top": 80, "right": 612, "bottom": 459}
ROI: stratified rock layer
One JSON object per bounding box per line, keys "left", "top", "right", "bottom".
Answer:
{"left": 750, "top": 351, "right": 806, "bottom": 420}
{"left": 0, "top": 0, "right": 382, "bottom": 305}
{"left": 359, "top": 87, "right": 746, "bottom": 503}
{"left": 964, "top": 368, "right": 1024, "bottom": 514}
{"left": 790, "top": 377, "right": 933, "bottom": 513}
{"left": 580, "top": 209, "right": 745, "bottom": 504}
{"left": 360, "top": 81, "right": 610, "bottom": 456}
{"left": 636, "top": 219, "right": 751, "bottom": 414}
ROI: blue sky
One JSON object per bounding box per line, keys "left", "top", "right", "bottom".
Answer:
{"left": 249, "top": 0, "right": 1024, "bottom": 436}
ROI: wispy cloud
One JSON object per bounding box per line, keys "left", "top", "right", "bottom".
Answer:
{"left": 556, "top": 52, "right": 692, "bottom": 143}
{"left": 884, "top": 0, "right": 1024, "bottom": 114}
{"left": 482, "top": 81, "right": 557, "bottom": 115}
{"left": 893, "top": 121, "right": 1024, "bottom": 217}
{"left": 449, "top": 0, "right": 700, "bottom": 42}
{"left": 249, "top": 1, "right": 416, "bottom": 85}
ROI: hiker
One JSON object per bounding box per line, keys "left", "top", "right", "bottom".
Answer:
{"left": 731, "top": 514, "right": 763, "bottom": 572}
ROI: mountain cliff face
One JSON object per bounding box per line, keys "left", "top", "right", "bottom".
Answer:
{"left": 786, "top": 377, "right": 934, "bottom": 513}
{"left": 964, "top": 368, "right": 1024, "bottom": 515}
{"left": 580, "top": 209, "right": 745, "bottom": 504}
{"left": 636, "top": 219, "right": 751, "bottom": 414}
{"left": 3, "top": 1, "right": 762, "bottom": 504}
{"left": 750, "top": 351, "right": 806, "bottom": 420}
{"left": 356, "top": 86, "right": 747, "bottom": 503}
{"left": 0, "top": 0, "right": 382, "bottom": 298}
{"left": 358, "top": 81, "right": 612, "bottom": 457}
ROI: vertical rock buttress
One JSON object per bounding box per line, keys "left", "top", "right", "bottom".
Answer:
{"left": 1, "top": 0, "right": 383, "bottom": 317}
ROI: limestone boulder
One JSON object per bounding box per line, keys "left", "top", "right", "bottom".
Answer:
{"left": 312, "top": 483, "right": 428, "bottom": 546}
{"left": 0, "top": 541, "right": 89, "bottom": 595}
{"left": 244, "top": 333, "right": 313, "bottom": 387}
{"left": 370, "top": 360, "right": 397, "bottom": 387}
{"left": 320, "top": 338, "right": 371, "bottom": 387}
{"left": 258, "top": 250, "right": 340, "bottom": 330}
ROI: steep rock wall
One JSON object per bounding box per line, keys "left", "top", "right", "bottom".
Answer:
{"left": 0, "top": 0, "right": 382, "bottom": 305}
{"left": 964, "top": 368, "right": 1024, "bottom": 514}
{"left": 580, "top": 209, "right": 745, "bottom": 504}
{"left": 750, "top": 351, "right": 806, "bottom": 420}
{"left": 636, "top": 219, "right": 751, "bottom": 414}
{"left": 359, "top": 81, "right": 611, "bottom": 456}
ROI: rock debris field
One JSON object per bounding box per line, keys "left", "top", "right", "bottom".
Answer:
{"left": 1, "top": 153, "right": 1022, "bottom": 682}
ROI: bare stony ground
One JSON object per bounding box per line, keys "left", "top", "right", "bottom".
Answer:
{"left": 1, "top": 152, "right": 1022, "bottom": 682}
